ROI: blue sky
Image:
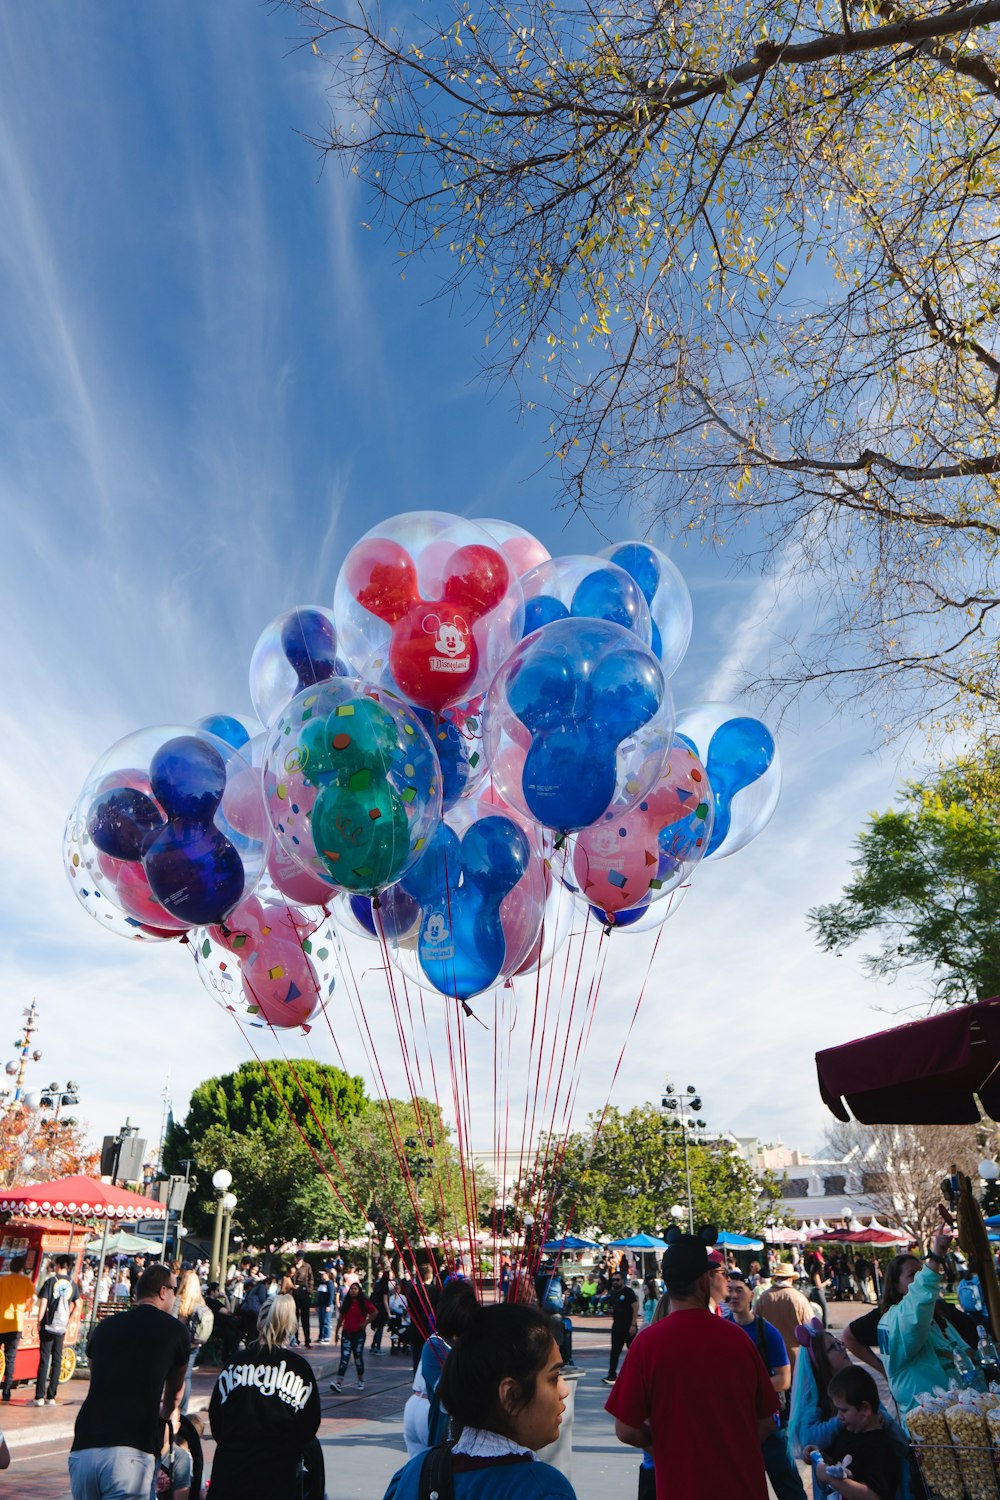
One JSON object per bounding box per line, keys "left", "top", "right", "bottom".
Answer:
{"left": 0, "top": 3, "right": 934, "bottom": 1178}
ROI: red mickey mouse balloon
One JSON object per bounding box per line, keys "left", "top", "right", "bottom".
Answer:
{"left": 336, "top": 515, "right": 523, "bottom": 713}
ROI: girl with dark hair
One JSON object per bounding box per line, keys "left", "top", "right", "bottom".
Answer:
{"left": 385, "top": 1303, "right": 576, "bottom": 1499}
{"left": 330, "top": 1281, "right": 378, "bottom": 1393}
{"left": 803, "top": 1252, "right": 831, "bottom": 1329}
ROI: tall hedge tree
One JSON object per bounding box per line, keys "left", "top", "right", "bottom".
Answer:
{"left": 290, "top": 0, "right": 1000, "bottom": 729}
{"left": 164, "top": 1060, "right": 368, "bottom": 1233}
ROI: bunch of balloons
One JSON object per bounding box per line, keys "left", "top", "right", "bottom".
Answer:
{"left": 64, "top": 511, "right": 780, "bottom": 1020}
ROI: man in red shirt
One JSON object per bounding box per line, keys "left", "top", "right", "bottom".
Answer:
{"left": 605, "top": 1228, "right": 778, "bottom": 1500}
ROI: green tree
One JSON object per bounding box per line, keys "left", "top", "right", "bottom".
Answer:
{"left": 291, "top": 0, "right": 1000, "bottom": 728}
{"left": 525, "top": 1104, "right": 776, "bottom": 1237}
{"left": 168, "top": 1061, "right": 492, "bottom": 1253}
{"left": 165, "top": 1060, "right": 367, "bottom": 1161}
{"left": 809, "top": 757, "right": 1000, "bottom": 1004}
{"left": 164, "top": 1059, "right": 368, "bottom": 1236}
{"left": 192, "top": 1118, "right": 360, "bottom": 1246}
{"left": 338, "top": 1099, "right": 496, "bottom": 1250}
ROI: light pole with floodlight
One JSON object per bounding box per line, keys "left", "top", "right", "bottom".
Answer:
{"left": 660, "top": 1082, "right": 706, "bottom": 1228}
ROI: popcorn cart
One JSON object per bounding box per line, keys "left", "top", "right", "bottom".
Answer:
{"left": 0, "top": 1175, "right": 166, "bottom": 1392}
{"left": 0, "top": 1214, "right": 86, "bottom": 1388}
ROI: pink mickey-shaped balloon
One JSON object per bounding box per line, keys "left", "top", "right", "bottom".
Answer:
{"left": 267, "top": 843, "right": 338, "bottom": 906}
{"left": 210, "top": 897, "right": 321, "bottom": 1028}
{"left": 221, "top": 763, "right": 270, "bottom": 842}
{"left": 116, "top": 863, "right": 190, "bottom": 931}
{"left": 571, "top": 741, "right": 713, "bottom": 918}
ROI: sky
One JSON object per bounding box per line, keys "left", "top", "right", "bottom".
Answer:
{"left": 0, "top": 3, "right": 939, "bottom": 1182}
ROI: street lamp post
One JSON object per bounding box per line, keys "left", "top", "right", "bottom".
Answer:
{"left": 209, "top": 1169, "right": 233, "bottom": 1284}
{"left": 219, "top": 1192, "right": 238, "bottom": 1285}
{"left": 660, "top": 1082, "right": 706, "bottom": 1228}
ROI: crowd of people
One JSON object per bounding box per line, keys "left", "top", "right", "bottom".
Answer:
{"left": 1, "top": 1211, "right": 997, "bottom": 1500}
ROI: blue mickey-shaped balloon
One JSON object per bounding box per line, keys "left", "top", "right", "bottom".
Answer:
{"left": 570, "top": 569, "right": 641, "bottom": 633}
{"left": 348, "top": 893, "right": 379, "bottom": 936}
{"left": 606, "top": 543, "right": 663, "bottom": 658}
{"left": 520, "top": 557, "right": 652, "bottom": 645}
{"left": 702, "top": 718, "right": 774, "bottom": 855}
{"left": 523, "top": 595, "right": 569, "bottom": 636}
{"left": 142, "top": 736, "right": 245, "bottom": 924}
{"left": 195, "top": 714, "right": 252, "bottom": 752}
{"left": 589, "top": 901, "right": 649, "bottom": 929}
{"left": 502, "top": 621, "right": 666, "bottom": 833}
{"left": 347, "top": 889, "right": 422, "bottom": 942}
{"left": 401, "top": 814, "right": 529, "bottom": 999}
{"left": 675, "top": 706, "right": 778, "bottom": 859}
{"left": 281, "top": 607, "right": 341, "bottom": 692}
{"left": 88, "top": 787, "right": 164, "bottom": 862}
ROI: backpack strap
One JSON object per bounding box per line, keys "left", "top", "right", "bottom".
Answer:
{"left": 753, "top": 1314, "right": 770, "bottom": 1366}
{"left": 417, "top": 1443, "right": 454, "bottom": 1500}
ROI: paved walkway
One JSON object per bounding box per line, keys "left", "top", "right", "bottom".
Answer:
{"left": 8, "top": 1299, "right": 875, "bottom": 1498}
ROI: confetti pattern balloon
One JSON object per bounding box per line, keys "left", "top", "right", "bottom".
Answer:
{"left": 262, "top": 679, "right": 442, "bottom": 895}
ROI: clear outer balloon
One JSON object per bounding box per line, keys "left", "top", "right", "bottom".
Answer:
{"left": 586, "top": 879, "right": 689, "bottom": 933}
{"left": 76, "top": 725, "right": 269, "bottom": 929}
{"left": 334, "top": 511, "right": 524, "bottom": 713}
{"left": 600, "top": 541, "right": 693, "bottom": 678}
{"left": 674, "top": 702, "right": 780, "bottom": 860}
{"left": 262, "top": 678, "right": 442, "bottom": 895}
{"left": 385, "top": 795, "right": 546, "bottom": 1000}
{"left": 483, "top": 617, "right": 673, "bottom": 835}
{"left": 479, "top": 519, "right": 551, "bottom": 579}
{"left": 191, "top": 883, "right": 343, "bottom": 1029}
{"left": 519, "top": 555, "right": 653, "bottom": 646}
{"left": 330, "top": 888, "right": 421, "bottom": 946}
{"left": 569, "top": 740, "right": 714, "bottom": 918}
{"left": 242, "top": 730, "right": 340, "bottom": 905}
{"left": 512, "top": 867, "right": 577, "bottom": 974}
{"left": 249, "top": 606, "right": 346, "bottom": 728}
{"left": 63, "top": 801, "right": 182, "bottom": 942}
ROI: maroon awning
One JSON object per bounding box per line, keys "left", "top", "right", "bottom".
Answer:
{"left": 816, "top": 998, "right": 1000, "bottom": 1124}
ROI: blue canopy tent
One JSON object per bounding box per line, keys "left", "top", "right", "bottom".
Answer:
{"left": 606, "top": 1234, "right": 669, "bottom": 1280}
{"left": 605, "top": 1234, "right": 668, "bottom": 1250}
{"left": 541, "top": 1234, "right": 601, "bottom": 1253}
{"left": 715, "top": 1230, "right": 764, "bottom": 1251}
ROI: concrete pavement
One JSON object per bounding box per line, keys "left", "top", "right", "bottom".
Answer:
{"left": 8, "top": 1298, "right": 874, "bottom": 1497}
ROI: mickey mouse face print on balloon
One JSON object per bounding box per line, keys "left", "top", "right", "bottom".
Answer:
{"left": 334, "top": 513, "right": 524, "bottom": 714}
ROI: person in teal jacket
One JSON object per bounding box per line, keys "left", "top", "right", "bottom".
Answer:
{"left": 877, "top": 1225, "right": 977, "bottom": 1420}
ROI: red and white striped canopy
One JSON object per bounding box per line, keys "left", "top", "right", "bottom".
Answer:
{"left": 0, "top": 1175, "right": 165, "bottom": 1221}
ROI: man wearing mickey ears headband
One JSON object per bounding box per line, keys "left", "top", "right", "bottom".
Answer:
{"left": 606, "top": 1225, "right": 778, "bottom": 1500}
